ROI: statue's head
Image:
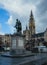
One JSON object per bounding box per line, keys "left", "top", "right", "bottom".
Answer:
{"left": 16, "top": 19, "right": 18, "bottom": 22}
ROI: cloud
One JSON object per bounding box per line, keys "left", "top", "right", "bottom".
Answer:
{"left": 0, "top": 0, "right": 37, "bottom": 17}
{"left": 0, "top": 32, "right": 4, "bottom": 35}
{"left": 6, "top": 15, "right": 15, "bottom": 33}
{"left": 0, "top": 0, "right": 47, "bottom": 33}
{"left": 2, "top": 0, "right": 37, "bottom": 33}
{"left": 34, "top": 0, "right": 47, "bottom": 33}
{"left": 7, "top": 15, "right": 13, "bottom": 25}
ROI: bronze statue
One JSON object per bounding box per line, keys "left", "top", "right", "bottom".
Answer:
{"left": 14, "top": 19, "right": 22, "bottom": 33}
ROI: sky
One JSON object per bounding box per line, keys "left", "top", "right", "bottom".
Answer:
{"left": 0, "top": 0, "right": 47, "bottom": 35}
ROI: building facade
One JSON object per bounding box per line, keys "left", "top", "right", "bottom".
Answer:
{"left": 3, "top": 34, "right": 11, "bottom": 47}
{"left": 23, "top": 10, "right": 47, "bottom": 47}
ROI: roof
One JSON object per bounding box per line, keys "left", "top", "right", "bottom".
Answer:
{"left": 11, "top": 33, "right": 25, "bottom": 37}
{"left": 32, "top": 32, "right": 44, "bottom": 38}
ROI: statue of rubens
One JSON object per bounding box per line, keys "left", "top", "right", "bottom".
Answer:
{"left": 14, "top": 19, "right": 22, "bottom": 34}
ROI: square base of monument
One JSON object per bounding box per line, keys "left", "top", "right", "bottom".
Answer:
{"left": 1, "top": 51, "right": 34, "bottom": 58}
{"left": 10, "top": 49, "right": 25, "bottom": 55}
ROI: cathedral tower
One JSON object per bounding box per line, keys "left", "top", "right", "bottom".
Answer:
{"left": 29, "top": 11, "right": 35, "bottom": 38}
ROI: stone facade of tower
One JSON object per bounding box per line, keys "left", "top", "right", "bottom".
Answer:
{"left": 29, "top": 11, "right": 35, "bottom": 40}
{"left": 23, "top": 10, "right": 35, "bottom": 41}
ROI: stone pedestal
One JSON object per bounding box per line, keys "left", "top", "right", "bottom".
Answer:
{"left": 11, "top": 33, "right": 25, "bottom": 55}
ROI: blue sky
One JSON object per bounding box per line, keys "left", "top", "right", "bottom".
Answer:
{"left": 0, "top": 8, "right": 10, "bottom": 33}
{"left": 0, "top": 0, "right": 47, "bottom": 34}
